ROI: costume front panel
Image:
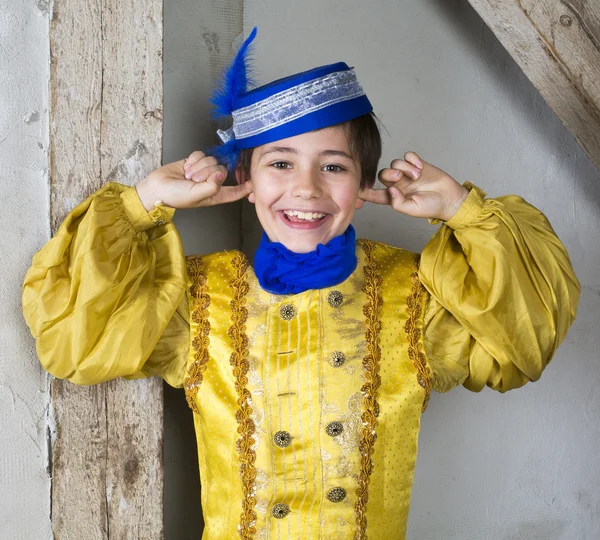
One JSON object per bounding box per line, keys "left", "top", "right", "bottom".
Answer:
{"left": 185, "top": 240, "right": 432, "bottom": 540}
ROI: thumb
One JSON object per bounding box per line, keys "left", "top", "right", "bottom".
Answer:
{"left": 165, "top": 159, "right": 187, "bottom": 179}
{"left": 389, "top": 186, "right": 406, "bottom": 206}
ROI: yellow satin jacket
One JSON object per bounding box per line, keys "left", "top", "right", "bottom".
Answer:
{"left": 22, "top": 181, "right": 580, "bottom": 539}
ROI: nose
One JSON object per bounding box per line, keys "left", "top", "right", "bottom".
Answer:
{"left": 290, "top": 169, "right": 323, "bottom": 200}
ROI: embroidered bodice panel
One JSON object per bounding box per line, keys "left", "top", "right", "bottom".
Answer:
{"left": 184, "top": 240, "right": 431, "bottom": 540}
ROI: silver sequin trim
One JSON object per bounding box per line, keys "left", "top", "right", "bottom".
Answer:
{"left": 217, "top": 126, "right": 234, "bottom": 143}
{"left": 232, "top": 70, "right": 365, "bottom": 139}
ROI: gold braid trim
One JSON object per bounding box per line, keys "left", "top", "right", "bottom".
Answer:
{"left": 405, "top": 255, "right": 433, "bottom": 412}
{"left": 228, "top": 253, "right": 257, "bottom": 539}
{"left": 184, "top": 255, "right": 210, "bottom": 414}
{"left": 354, "top": 240, "right": 383, "bottom": 540}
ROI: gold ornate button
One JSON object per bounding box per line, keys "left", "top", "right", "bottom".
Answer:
{"left": 325, "top": 421, "right": 344, "bottom": 437}
{"left": 327, "top": 487, "right": 347, "bottom": 503}
{"left": 327, "top": 290, "right": 344, "bottom": 308}
{"left": 328, "top": 351, "right": 346, "bottom": 368}
{"left": 279, "top": 304, "right": 296, "bottom": 321}
{"left": 272, "top": 502, "right": 290, "bottom": 518}
{"left": 273, "top": 431, "right": 292, "bottom": 448}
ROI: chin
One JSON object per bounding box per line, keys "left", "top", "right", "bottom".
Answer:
{"left": 279, "top": 238, "right": 320, "bottom": 254}
{"left": 275, "top": 225, "right": 347, "bottom": 253}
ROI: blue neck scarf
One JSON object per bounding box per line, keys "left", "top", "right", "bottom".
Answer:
{"left": 254, "top": 225, "right": 357, "bottom": 295}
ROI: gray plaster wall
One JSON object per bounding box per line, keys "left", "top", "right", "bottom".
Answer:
{"left": 0, "top": 1, "right": 52, "bottom": 538}
{"left": 240, "top": 0, "right": 600, "bottom": 538}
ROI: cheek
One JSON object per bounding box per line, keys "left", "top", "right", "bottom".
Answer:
{"left": 332, "top": 182, "right": 360, "bottom": 212}
{"left": 253, "top": 180, "right": 281, "bottom": 209}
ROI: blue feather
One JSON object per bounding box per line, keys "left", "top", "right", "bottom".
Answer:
{"left": 209, "top": 139, "right": 239, "bottom": 172}
{"left": 211, "top": 27, "right": 258, "bottom": 118}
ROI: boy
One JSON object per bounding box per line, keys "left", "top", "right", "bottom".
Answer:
{"left": 23, "top": 29, "right": 579, "bottom": 539}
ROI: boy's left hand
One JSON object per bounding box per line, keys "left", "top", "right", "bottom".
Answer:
{"left": 359, "top": 151, "right": 469, "bottom": 222}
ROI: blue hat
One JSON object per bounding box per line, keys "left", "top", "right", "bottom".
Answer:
{"left": 211, "top": 28, "right": 373, "bottom": 169}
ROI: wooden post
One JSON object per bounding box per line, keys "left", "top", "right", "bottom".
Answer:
{"left": 466, "top": 0, "right": 600, "bottom": 171}
{"left": 49, "top": 0, "right": 164, "bottom": 537}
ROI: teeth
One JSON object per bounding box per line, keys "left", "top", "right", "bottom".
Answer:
{"left": 283, "top": 210, "right": 326, "bottom": 221}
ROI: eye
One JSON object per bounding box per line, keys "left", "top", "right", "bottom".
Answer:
{"left": 270, "top": 161, "right": 292, "bottom": 170}
{"left": 322, "top": 164, "right": 346, "bottom": 173}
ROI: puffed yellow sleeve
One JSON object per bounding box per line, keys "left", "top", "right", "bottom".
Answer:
{"left": 418, "top": 182, "right": 580, "bottom": 393}
{"left": 22, "top": 181, "right": 190, "bottom": 388}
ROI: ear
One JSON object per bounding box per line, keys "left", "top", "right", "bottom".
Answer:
{"left": 234, "top": 167, "right": 244, "bottom": 185}
{"left": 235, "top": 167, "right": 255, "bottom": 202}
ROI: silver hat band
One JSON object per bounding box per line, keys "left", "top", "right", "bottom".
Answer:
{"left": 224, "top": 69, "right": 366, "bottom": 141}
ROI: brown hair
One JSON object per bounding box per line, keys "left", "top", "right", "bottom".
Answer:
{"left": 236, "top": 111, "right": 382, "bottom": 190}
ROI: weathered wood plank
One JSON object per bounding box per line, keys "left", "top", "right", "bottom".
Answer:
{"left": 100, "top": 0, "right": 163, "bottom": 185}
{"left": 49, "top": 0, "right": 164, "bottom": 538}
{"left": 49, "top": 0, "right": 103, "bottom": 234}
{"left": 466, "top": 0, "right": 600, "bottom": 171}
{"left": 49, "top": 1, "right": 106, "bottom": 536}
{"left": 50, "top": 383, "right": 108, "bottom": 538}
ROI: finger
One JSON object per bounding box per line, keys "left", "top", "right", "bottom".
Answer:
{"left": 207, "top": 181, "right": 254, "bottom": 205}
{"left": 379, "top": 167, "right": 419, "bottom": 187}
{"left": 204, "top": 168, "right": 228, "bottom": 191}
{"left": 378, "top": 176, "right": 418, "bottom": 196}
{"left": 378, "top": 167, "right": 408, "bottom": 185}
{"left": 379, "top": 177, "right": 415, "bottom": 190}
{"left": 389, "top": 159, "right": 422, "bottom": 180}
{"left": 183, "top": 150, "right": 206, "bottom": 170}
{"left": 404, "top": 151, "right": 424, "bottom": 169}
{"left": 170, "top": 159, "right": 187, "bottom": 174}
{"left": 358, "top": 187, "right": 391, "bottom": 205}
{"left": 189, "top": 164, "right": 226, "bottom": 183}
{"left": 389, "top": 188, "right": 428, "bottom": 217}
{"left": 186, "top": 177, "right": 221, "bottom": 205}
{"left": 389, "top": 186, "right": 407, "bottom": 210}
{"left": 186, "top": 168, "right": 228, "bottom": 205}
{"left": 195, "top": 176, "right": 252, "bottom": 207}
{"left": 185, "top": 156, "right": 219, "bottom": 178}
{"left": 184, "top": 156, "right": 219, "bottom": 178}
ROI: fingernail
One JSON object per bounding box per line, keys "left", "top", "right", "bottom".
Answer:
{"left": 392, "top": 170, "right": 401, "bottom": 179}
{"left": 412, "top": 168, "right": 420, "bottom": 179}
{"left": 389, "top": 187, "right": 399, "bottom": 197}
{"left": 185, "top": 171, "right": 191, "bottom": 179}
{"left": 416, "top": 160, "right": 423, "bottom": 169}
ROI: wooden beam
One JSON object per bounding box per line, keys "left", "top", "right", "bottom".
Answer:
{"left": 49, "top": 0, "right": 163, "bottom": 537}
{"left": 466, "top": 0, "right": 600, "bottom": 171}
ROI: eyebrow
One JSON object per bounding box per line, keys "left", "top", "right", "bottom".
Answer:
{"left": 261, "top": 146, "right": 298, "bottom": 157}
{"left": 260, "top": 146, "right": 354, "bottom": 160}
{"left": 320, "top": 149, "right": 353, "bottom": 160}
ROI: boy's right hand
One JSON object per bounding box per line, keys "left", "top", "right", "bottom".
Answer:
{"left": 135, "top": 151, "right": 252, "bottom": 212}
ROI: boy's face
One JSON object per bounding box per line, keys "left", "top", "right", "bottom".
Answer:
{"left": 242, "top": 126, "right": 364, "bottom": 254}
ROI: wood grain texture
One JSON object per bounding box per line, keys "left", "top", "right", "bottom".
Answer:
{"left": 466, "top": 0, "right": 600, "bottom": 171}
{"left": 49, "top": 0, "right": 164, "bottom": 538}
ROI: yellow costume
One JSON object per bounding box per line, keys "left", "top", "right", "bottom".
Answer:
{"left": 22, "top": 181, "right": 580, "bottom": 539}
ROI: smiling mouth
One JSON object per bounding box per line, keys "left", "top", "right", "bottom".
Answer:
{"left": 282, "top": 209, "right": 328, "bottom": 223}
